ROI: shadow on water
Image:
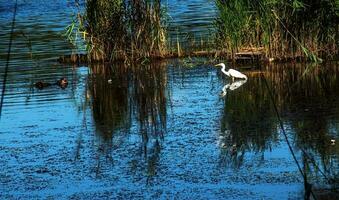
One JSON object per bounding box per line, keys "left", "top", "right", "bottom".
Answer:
{"left": 218, "top": 73, "right": 278, "bottom": 169}
{"left": 86, "top": 62, "right": 168, "bottom": 180}
{"left": 218, "top": 62, "right": 338, "bottom": 195}
{"left": 266, "top": 63, "right": 339, "bottom": 193}
{"left": 85, "top": 61, "right": 338, "bottom": 192}
{"left": 1, "top": 57, "right": 338, "bottom": 198}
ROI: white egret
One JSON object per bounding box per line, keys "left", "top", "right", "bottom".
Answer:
{"left": 331, "top": 139, "right": 335, "bottom": 145}
{"left": 215, "top": 63, "right": 247, "bottom": 81}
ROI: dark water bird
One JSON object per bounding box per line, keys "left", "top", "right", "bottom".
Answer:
{"left": 56, "top": 77, "right": 68, "bottom": 89}
{"left": 34, "top": 78, "right": 68, "bottom": 89}
{"left": 215, "top": 63, "right": 248, "bottom": 81}
{"left": 35, "top": 81, "right": 52, "bottom": 89}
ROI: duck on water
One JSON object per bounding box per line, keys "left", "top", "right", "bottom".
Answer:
{"left": 35, "top": 78, "right": 68, "bottom": 89}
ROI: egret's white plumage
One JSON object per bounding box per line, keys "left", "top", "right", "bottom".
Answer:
{"left": 215, "top": 63, "right": 247, "bottom": 81}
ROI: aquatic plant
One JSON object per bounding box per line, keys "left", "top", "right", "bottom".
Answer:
{"left": 63, "top": 0, "right": 223, "bottom": 64}
{"left": 215, "top": 0, "right": 338, "bottom": 61}
{"left": 82, "top": 0, "right": 167, "bottom": 62}
{"left": 63, "top": 0, "right": 338, "bottom": 63}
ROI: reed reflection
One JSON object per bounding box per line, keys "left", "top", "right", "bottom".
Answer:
{"left": 87, "top": 62, "right": 168, "bottom": 178}
{"left": 219, "top": 75, "right": 278, "bottom": 168}
{"left": 266, "top": 63, "right": 339, "bottom": 191}
{"left": 219, "top": 62, "right": 338, "bottom": 192}
{"left": 90, "top": 65, "right": 130, "bottom": 139}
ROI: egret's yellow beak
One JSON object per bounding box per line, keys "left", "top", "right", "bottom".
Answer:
{"left": 215, "top": 64, "right": 222, "bottom": 67}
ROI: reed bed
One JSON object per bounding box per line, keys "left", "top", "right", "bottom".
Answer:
{"left": 215, "top": 0, "right": 338, "bottom": 61}
{"left": 65, "top": 0, "right": 225, "bottom": 63}
{"left": 78, "top": 0, "right": 167, "bottom": 62}
{"left": 64, "top": 0, "right": 338, "bottom": 63}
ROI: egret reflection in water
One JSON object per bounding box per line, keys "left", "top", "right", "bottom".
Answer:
{"left": 221, "top": 79, "right": 247, "bottom": 97}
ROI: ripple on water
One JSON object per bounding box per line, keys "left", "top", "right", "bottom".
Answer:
{"left": 1, "top": 0, "right": 338, "bottom": 199}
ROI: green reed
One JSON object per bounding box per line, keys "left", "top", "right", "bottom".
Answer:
{"left": 215, "top": 0, "right": 338, "bottom": 62}
{"left": 79, "top": 0, "right": 167, "bottom": 62}
{"left": 64, "top": 0, "right": 221, "bottom": 64}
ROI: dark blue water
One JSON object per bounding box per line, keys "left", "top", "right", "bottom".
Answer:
{"left": 167, "top": 0, "right": 216, "bottom": 40}
{"left": 0, "top": 1, "right": 338, "bottom": 199}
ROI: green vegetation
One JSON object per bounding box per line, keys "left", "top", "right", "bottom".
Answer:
{"left": 64, "top": 0, "right": 338, "bottom": 63}
{"left": 80, "top": 0, "right": 167, "bottom": 62}
{"left": 215, "top": 0, "right": 338, "bottom": 61}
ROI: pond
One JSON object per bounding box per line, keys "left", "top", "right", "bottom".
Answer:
{"left": 0, "top": 0, "right": 338, "bottom": 199}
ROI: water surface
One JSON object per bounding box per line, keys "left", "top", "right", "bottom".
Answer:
{"left": 1, "top": 60, "right": 338, "bottom": 199}
{"left": 0, "top": 0, "right": 338, "bottom": 199}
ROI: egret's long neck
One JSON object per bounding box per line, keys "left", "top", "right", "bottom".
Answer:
{"left": 221, "top": 65, "right": 230, "bottom": 76}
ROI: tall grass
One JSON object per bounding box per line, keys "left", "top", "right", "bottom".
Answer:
{"left": 64, "top": 0, "right": 338, "bottom": 63}
{"left": 82, "top": 0, "right": 167, "bottom": 62}
{"left": 215, "top": 0, "right": 338, "bottom": 61}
